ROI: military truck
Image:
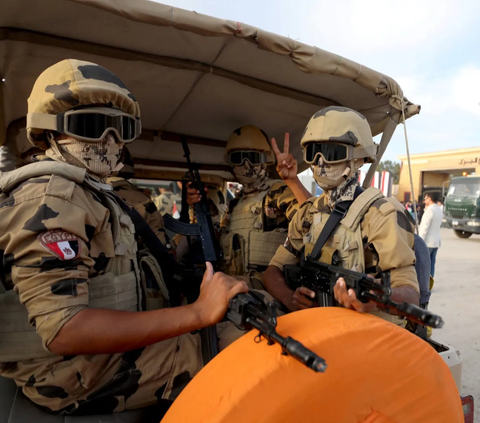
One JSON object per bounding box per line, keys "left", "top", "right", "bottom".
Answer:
{"left": 443, "top": 176, "right": 480, "bottom": 238}
{"left": 0, "top": 0, "right": 472, "bottom": 421}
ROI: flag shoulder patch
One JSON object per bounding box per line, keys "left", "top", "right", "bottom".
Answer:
{"left": 38, "top": 230, "right": 81, "bottom": 260}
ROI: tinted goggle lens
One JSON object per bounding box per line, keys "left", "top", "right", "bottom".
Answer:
{"left": 229, "top": 151, "right": 267, "bottom": 165}
{"left": 305, "top": 143, "right": 348, "bottom": 164}
{"left": 65, "top": 112, "right": 138, "bottom": 142}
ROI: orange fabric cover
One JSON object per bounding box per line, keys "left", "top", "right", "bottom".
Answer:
{"left": 161, "top": 308, "right": 463, "bottom": 423}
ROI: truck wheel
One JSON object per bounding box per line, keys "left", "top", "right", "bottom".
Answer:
{"left": 454, "top": 230, "right": 473, "bottom": 239}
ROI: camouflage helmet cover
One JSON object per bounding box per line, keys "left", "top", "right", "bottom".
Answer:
{"left": 27, "top": 59, "right": 141, "bottom": 149}
{"left": 300, "top": 106, "right": 378, "bottom": 163}
{"left": 224, "top": 125, "right": 275, "bottom": 165}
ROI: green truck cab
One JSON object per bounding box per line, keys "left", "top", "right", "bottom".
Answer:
{"left": 443, "top": 176, "right": 480, "bottom": 238}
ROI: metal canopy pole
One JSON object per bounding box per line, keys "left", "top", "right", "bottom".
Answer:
{"left": 362, "top": 117, "right": 398, "bottom": 189}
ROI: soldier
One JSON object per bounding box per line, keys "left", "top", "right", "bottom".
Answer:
{"left": 263, "top": 106, "right": 419, "bottom": 320}
{"left": 154, "top": 183, "right": 181, "bottom": 216}
{"left": 0, "top": 59, "right": 247, "bottom": 414}
{"left": 187, "top": 125, "right": 311, "bottom": 289}
{"left": 107, "top": 147, "right": 173, "bottom": 247}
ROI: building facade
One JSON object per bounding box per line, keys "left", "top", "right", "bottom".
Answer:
{"left": 397, "top": 147, "right": 480, "bottom": 203}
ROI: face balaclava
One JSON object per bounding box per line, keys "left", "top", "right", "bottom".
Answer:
{"left": 312, "top": 157, "right": 363, "bottom": 208}
{"left": 46, "top": 132, "right": 123, "bottom": 179}
{"left": 233, "top": 161, "right": 269, "bottom": 194}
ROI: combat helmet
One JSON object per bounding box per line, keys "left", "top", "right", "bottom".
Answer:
{"left": 26, "top": 59, "right": 141, "bottom": 150}
{"left": 300, "top": 106, "right": 378, "bottom": 164}
{"left": 224, "top": 125, "right": 275, "bottom": 166}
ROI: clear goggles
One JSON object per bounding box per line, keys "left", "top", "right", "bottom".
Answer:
{"left": 228, "top": 150, "right": 270, "bottom": 166}
{"left": 28, "top": 107, "right": 141, "bottom": 143}
{"left": 303, "top": 142, "right": 351, "bottom": 165}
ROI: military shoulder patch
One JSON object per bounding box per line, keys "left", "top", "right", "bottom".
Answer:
{"left": 38, "top": 230, "right": 81, "bottom": 260}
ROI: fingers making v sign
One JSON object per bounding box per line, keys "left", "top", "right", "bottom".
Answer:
{"left": 271, "top": 133, "right": 298, "bottom": 182}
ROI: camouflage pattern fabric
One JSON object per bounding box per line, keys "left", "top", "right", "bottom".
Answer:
{"left": 0, "top": 334, "right": 202, "bottom": 414}
{"left": 0, "top": 163, "right": 201, "bottom": 413}
{"left": 232, "top": 163, "right": 269, "bottom": 194}
{"left": 258, "top": 179, "right": 299, "bottom": 227}
{"left": 324, "top": 171, "right": 360, "bottom": 208}
{"left": 300, "top": 106, "right": 377, "bottom": 163}
{"left": 219, "top": 180, "right": 299, "bottom": 289}
{"left": 154, "top": 192, "right": 181, "bottom": 216}
{"left": 270, "top": 193, "right": 419, "bottom": 293}
{"left": 27, "top": 59, "right": 140, "bottom": 150}
{"left": 107, "top": 176, "right": 173, "bottom": 249}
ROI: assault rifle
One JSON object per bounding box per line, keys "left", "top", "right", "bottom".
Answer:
{"left": 162, "top": 136, "right": 225, "bottom": 364}
{"left": 284, "top": 258, "right": 444, "bottom": 329}
{"left": 227, "top": 291, "right": 327, "bottom": 373}
{"left": 163, "top": 136, "right": 222, "bottom": 264}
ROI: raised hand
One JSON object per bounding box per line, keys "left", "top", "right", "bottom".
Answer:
{"left": 271, "top": 133, "right": 298, "bottom": 182}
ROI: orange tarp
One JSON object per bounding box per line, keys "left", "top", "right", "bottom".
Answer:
{"left": 162, "top": 308, "right": 462, "bottom": 423}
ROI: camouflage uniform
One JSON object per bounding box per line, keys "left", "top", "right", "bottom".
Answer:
{"left": 269, "top": 190, "right": 419, "bottom": 297}
{"left": 154, "top": 191, "right": 181, "bottom": 216}
{"left": 107, "top": 177, "right": 173, "bottom": 249}
{"left": 269, "top": 107, "right": 419, "bottom": 323}
{"left": 0, "top": 59, "right": 202, "bottom": 414}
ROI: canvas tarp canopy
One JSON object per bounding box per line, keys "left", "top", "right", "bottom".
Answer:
{"left": 0, "top": 0, "right": 420, "bottom": 183}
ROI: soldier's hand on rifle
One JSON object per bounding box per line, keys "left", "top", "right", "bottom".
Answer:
{"left": 271, "top": 133, "right": 298, "bottom": 182}
{"left": 194, "top": 262, "right": 248, "bottom": 326}
{"left": 334, "top": 277, "right": 377, "bottom": 313}
{"left": 186, "top": 181, "right": 208, "bottom": 206}
{"left": 287, "top": 286, "right": 317, "bottom": 311}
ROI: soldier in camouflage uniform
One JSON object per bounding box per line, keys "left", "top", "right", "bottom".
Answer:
{"left": 188, "top": 126, "right": 311, "bottom": 289}
{"left": 107, "top": 147, "right": 174, "bottom": 250}
{"left": 264, "top": 106, "right": 419, "bottom": 321}
{"left": 0, "top": 59, "right": 247, "bottom": 414}
{"left": 154, "top": 184, "right": 181, "bottom": 216}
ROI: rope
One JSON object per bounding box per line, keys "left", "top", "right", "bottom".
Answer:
{"left": 401, "top": 99, "right": 419, "bottom": 233}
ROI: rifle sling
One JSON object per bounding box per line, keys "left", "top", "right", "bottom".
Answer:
{"left": 115, "top": 192, "right": 219, "bottom": 364}
{"left": 115, "top": 196, "right": 183, "bottom": 298}
{"left": 309, "top": 187, "right": 364, "bottom": 261}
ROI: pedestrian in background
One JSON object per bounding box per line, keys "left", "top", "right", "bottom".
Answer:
{"left": 419, "top": 192, "right": 444, "bottom": 277}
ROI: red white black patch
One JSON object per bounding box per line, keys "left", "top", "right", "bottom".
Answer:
{"left": 38, "top": 230, "right": 80, "bottom": 260}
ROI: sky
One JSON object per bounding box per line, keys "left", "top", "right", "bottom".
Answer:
{"left": 154, "top": 0, "right": 480, "bottom": 163}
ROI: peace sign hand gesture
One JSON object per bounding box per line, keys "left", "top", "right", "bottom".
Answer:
{"left": 271, "top": 133, "right": 298, "bottom": 182}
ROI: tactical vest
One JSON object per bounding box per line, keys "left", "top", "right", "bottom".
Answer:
{"left": 304, "top": 187, "right": 404, "bottom": 325}
{"left": 221, "top": 180, "right": 288, "bottom": 280}
{"left": 0, "top": 161, "right": 141, "bottom": 362}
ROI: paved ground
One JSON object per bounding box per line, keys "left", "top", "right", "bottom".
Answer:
{"left": 428, "top": 228, "right": 480, "bottom": 421}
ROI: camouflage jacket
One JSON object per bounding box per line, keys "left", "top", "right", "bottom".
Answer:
{"left": 226, "top": 179, "right": 298, "bottom": 231}
{"left": 270, "top": 191, "right": 419, "bottom": 292}
{"left": 154, "top": 192, "right": 181, "bottom": 216}
{"left": 0, "top": 164, "right": 137, "bottom": 411}
{"left": 107, "top": 177, "right": 173, "bottom": 249}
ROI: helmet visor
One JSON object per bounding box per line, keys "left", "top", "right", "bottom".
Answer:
{"left": 304, "top": 143, "right": 350, "bottom": 164}
{"left": 59, "top": 107, "right": 141, "bottom": 143}
{"left": 229, "top": 151, "right": 270, "bottom": 166}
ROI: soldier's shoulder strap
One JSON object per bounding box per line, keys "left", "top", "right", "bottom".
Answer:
{"left": 341, "top": 187, "right": 385, "bottom": 230}
{"left": 0, "top": 161, "right": 86, "bottom": 194}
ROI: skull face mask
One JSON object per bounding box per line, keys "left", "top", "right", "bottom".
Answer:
{"left": 312, "top": 156, "right": 364, "bottom": 191}
{"left": 312, "top": 157, "right": 351, "bottom": 191}
{"left": 46, "top": 132, "right": 123, "bottom": 179}
{"left": 233, "top": 161, "right": 268, "bottom": 193}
